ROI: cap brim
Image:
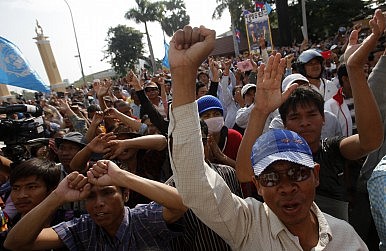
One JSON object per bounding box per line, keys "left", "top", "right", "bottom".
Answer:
{"left": 198, "top": 106, "right": 223, "bottom": 116}
{"left": 55, "top": 138, "right": 86, "bottom": 147}
{"left": 253, "top": 151, "right": 314, "bottom": 176}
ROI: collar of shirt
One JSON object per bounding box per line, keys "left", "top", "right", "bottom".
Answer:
{"left": 97, "top": 207, "right": 129, "bottom": 247}
{"left": 264, "top": 202, "right": 332, "bottom": 247}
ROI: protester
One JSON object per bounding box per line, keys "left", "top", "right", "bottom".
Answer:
{"left": 197, "top": 95, "right": 242, "bottom": 167}
{"left": 4, "top": 160, "right": 186, "bottom": 250}
{"left": 237, "top": 9, "right": 384, "bottom": 222}
{"left": 352, "top": 28, "right": 386, "bottom": 249}
{"left": 367, "top": 157, "right": 386, "bottom": 251}
{"left": 296, "top": 49, "right": 338, "bottom": 101}
{"left": 9, "top": 158, "right": 60, "bottom": 220}
{"left": 167, "top": 24, "right": 367, "bottom": 250}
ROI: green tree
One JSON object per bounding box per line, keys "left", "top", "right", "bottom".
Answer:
{"left": 213, "top": 0, "right": 254, "bottom": 56}
{"left": 287, "top": 0, "right": 367, "bottom": 43}
{"left": 104, "top": 25, "right": 144, "bottom": 76}
{"left": 125, "top": 0, "right": 163, "bottom": 74}
{"left": 160, "top": 0, "right": 190, "bottom": 37}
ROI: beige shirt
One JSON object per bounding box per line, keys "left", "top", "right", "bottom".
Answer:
{"left": 168, "top": 102, "right": 368, "bottom": 251}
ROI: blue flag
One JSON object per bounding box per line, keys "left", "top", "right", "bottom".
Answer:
{"left": 265, "top": 3, "right": 272, "bottom": 14}
{"left": 0, "top": 36, "right": 50, "bottom": 92}
{"left": 162, "top": 40, "right": 170, "bottom": 69}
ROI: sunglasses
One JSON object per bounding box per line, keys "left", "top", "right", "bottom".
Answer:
{"left": 257, "top": 165, "right": 312, "bottom": 187}
{"left": 145, "top": 88, "right": 158, "bottom": 92}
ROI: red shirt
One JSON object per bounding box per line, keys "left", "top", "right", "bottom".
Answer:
{"left": 223, "top": 128, "right": 242, "bottom": 161}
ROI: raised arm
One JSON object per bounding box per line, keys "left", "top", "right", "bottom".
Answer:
{"left": 207, "top": 58, "right": 220, "bottom": 97}
{"left": 104, "top": 107, "right": 144, "bottom": 133}
{"left": 4, "top": 172, "right": 91, "bottom": 250}
{"left": 85, "top": 111, "right": 104, "bottom": 143}
{"left": 235, "top": 54, "right": 296, "bottom": 182}
{"left": 105, "top": 134, "right": 167, "bottom": 159}
{"left": 168, "top": 25, "right": 258, "bottom": 249}
{"left": 70, "top": 133, "right": 115, "bottom": 171}
{"left": 96, "top": 80, "right": 112, "bottom": 111}
{"left": 340, "top": 9, "right": 384, "bottom": 159}
{"left": 87, "top": 160, "right": 186, "bottom": 223}
{"left": 127, "top": 70, "right": 169, "bottom": 135}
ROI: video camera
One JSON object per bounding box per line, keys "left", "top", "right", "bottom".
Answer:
{"left": 0, "top": 104, "right": 46, "bottom": 162}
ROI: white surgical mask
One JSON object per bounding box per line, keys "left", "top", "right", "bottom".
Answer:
{"left": 204, "top": 117, "right": 224, "bottom": 133}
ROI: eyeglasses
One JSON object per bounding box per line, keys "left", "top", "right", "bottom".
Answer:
{"left": 257, "top": 165, "right": 312, "bottom": 187}
{"left": 145, "top": 88, "right": 158, "bottom": 92}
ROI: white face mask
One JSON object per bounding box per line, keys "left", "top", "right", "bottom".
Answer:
{"left": 204, "top": 116, "right": 224, "bottom": 134}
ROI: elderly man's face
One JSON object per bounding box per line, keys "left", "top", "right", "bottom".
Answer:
{"left": 254, "top": 160, "right": 319, "bottom": 232}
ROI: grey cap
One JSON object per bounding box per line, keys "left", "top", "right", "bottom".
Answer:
{"left": 55, "top": 132, "right": 86, "bottom": 148}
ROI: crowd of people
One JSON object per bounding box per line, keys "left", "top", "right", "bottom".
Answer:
{"left": 0, "top": 8, "right": 385, "bottom": 251}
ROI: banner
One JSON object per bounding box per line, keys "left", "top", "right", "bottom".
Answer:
{"left": 0, "top": 36, "right": 49, "bottom": 93}
{"left": 244, "top": 9, "right": 273, "bottom": 54}
{"left": 162, "top": 40, "right": 170, "bottom": 69}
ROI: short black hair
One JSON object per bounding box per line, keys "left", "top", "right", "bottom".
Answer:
{"left": 10, "top": 158, "right": 61, "bottom": 192}
{"left": 196, "top": 82, "right": 207, "bottom": 96}
{"left": 232, "top": 85, "right": 243, "bottom": 96}
{"left": 87, "top": 104, "right": 101, "bottom": 113}
{"left": 279, "top": 86, "right": 324, "bottom": 126}
{"left": 337, "top": 64, "right": 348, "bottom": 86}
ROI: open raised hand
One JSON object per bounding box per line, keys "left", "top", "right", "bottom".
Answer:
{"left": 86, "top": 132, "right": 115, "bottom": 154}
{"left": 345, "top": 9, "right": 385, "bottom": 67}
{"left": 254, "top": 53, "right": 296, "bottom": 116}
{"left": 96, "top": 79, "right": 112, "bottom": 97}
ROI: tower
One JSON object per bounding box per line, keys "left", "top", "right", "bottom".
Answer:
{"left": 0, "top": 84, "right": 11, "bottom": 101}
{"left": 33, "top": 20, "right": 65, "bottom": 92}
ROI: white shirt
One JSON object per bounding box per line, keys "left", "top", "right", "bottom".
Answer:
{"left": 168, "top": 101, "right": 367, "bottom": 251}
{"left": 219, "top": 74, "right": 239, "bottom": 129}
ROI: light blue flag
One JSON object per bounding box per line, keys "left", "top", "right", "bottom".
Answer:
{"left": 265, "top": 3, "right": 272, "bottom": 14}
{"left": 162, "top": 40, "right": 170, "bottom": 69}
{"left": 0, "top": 36, "right": 50, "bottom": 92}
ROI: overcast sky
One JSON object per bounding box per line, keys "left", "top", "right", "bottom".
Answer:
{"left": 0, "top": 0, "right": 231, "bottom": 92}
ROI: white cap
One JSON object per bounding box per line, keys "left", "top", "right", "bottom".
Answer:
{"left": 241, "top": 83, "right": 256, "bottom": 97}
{"left": 282, "top": 74, "right": 309, "bottom": 91}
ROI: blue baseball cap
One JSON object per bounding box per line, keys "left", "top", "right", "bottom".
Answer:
{"left": 251, "top": 129, "right": 314, "bottom": 176}
{"left": 197, "top": 95, "right": 223, "bottom": 116}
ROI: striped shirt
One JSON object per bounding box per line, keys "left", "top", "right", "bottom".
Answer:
{"left": 167, "top": 163, "right": 243, "bottom": 251}
{"left": 368, "top": 157, "right": 386, "bottom": 250}
{"left": 53, "top": 202, "right": 182, "bottom": 251}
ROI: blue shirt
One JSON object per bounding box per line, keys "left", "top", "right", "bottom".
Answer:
{"left": 368, "top": 156, "right": 386, "bottom": 251}
{"left": 53, "top": 202, "right": 182, "bottom": 251}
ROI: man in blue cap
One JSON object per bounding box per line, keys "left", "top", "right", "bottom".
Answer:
{"left": 167, "top": 24, "right": 367, "bottom": 250}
